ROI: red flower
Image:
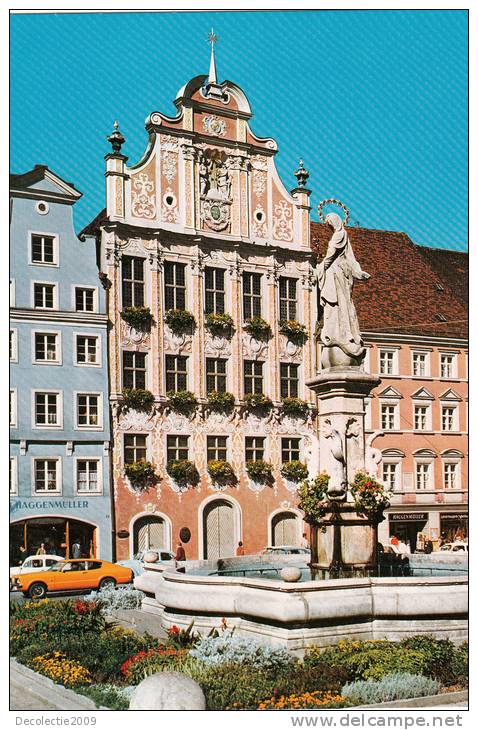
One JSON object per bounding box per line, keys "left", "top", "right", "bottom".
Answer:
{"left": 168, "top": 625, "right": 180, "bottom": 635}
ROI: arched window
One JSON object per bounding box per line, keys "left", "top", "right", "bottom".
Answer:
{"left": 271, "top": 511, "right": 300, "bottom": 547}
{"left": 202, "top": 499, "right": 236, "bottom": 560}
{"left": 133, "top": 516, "right": 166, "bottom": 554}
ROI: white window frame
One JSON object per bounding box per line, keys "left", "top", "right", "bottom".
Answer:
{"left": 73, "top": 284, "right": 99, "bottom": 313}
{"left": 380, "top": 401, "right": 399, "bottom": 431}
{"left": 379, "top": 348, "right": 399, "bottom": 376}
{"left": 10, "top": 456, "right": 18, "bottom": 495}
{"left": 206, "top": 434, "right": 230, "bottom": 463}
{"left": 29, "top": 230, "right": 59, "bottom": 267}
{"left": 10, "top": 279, "right": 16, "bottom": 306}
{"left": 411, "top": 349, "right": 431, "bottom": 377}
{"left": 439, "top": 352, "right": 458, "bottom": 380}
{"left": 74, "top": 457, "right": 103, "bottom": 495}
{"left": 74, "top": 392, "right": 103, "bottom": 431}
{"left": 443, "top": 461, "right": 461, "bottom": 491}
{"left": 31, "top": 280, "right": 59, "bottom": 310}
{"left": 10, "top": 328, "right": 18, "bottom": 363}
{"left": 413, "top": 401, "right": 432, "bottom": 431}
{"left": 32, "top": 457, "right": 62, "bottom": 495}
{"left": 32, "top": 329, "right": 62, "bottom": 365}
{"left": 32, "top": 389, "right": 63, "bottom": 430}
{"left": 441, "top": 403, "right": 459, "bottom": 432}
{"left": 414, "top": 458, "right": 435, "bottom": 491}
{"left": 244, "top": 434, "right": 268, "bottom": 463}
{"left": 74, "top": 332, "right": 102, "bottom": 367}
{"left": 10, "top": 388, "right": 17, "bottom": 427}
{"left": 382, "top": 460, "right": 401, "bottom": 492}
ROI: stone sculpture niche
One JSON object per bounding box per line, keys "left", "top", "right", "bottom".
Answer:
{"left": 199, "top": 150, "right": 232, "bottom": 232}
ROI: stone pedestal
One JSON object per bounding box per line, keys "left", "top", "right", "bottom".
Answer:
{"left": 306, "top": 368, "right": 382, "bottom": 575}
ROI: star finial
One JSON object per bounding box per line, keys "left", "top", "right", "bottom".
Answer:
{"left": 206, "top": 28, "right": 218, "bottom": 84}
{"left": 207, "top": 29, "right": 218, "bottom": 47}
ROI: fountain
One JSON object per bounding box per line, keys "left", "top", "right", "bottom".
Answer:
{"left": 134, "top": 204, "right": 468, "bottom": 651}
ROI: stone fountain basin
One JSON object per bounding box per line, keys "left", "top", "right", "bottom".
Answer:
{"left": 135, "top": 567, "right": 467, "bottom": 651}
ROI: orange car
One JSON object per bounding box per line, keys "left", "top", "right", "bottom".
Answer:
{"left": 12, "top": 559, "right": 134, "bottom": 598}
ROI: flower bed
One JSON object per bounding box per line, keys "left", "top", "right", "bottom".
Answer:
{"left": 10, "top": 599, "right": 468, "bottom": 710}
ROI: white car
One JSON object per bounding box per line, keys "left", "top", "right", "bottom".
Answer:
{"left": 10, "top": 554, "right": 64, "bottom": 589}
{"left": 118, "top": 549, "right": 177, "bottom": 576}
{"left": 436, "top": 542, "right": 468, "bottom": 553}
{"left": 261, "top": 546, "right": 310, "bottom": 556}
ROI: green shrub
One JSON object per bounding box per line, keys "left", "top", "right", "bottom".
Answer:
{"left": 167, "top": 390, "right": 198, "bottom": 415}
{"left": 282, "top": 397, "right": 309, "bottom": 419}
{"left": 207, "top": 460, "right": 237, "bottom": 486}
{"left": 122, "top": 388, "right": 155, "bottom": 413}
{"left": 278, "top": 319, "right": 308, "bottom": 345}
{"left": 281, "top": 460, "right": 308, "bottom": 482}
{"left": 244, "top": 392, "right": 273, "bottom": 413}
{"left": 77, "top": 684, "right": 134, "bottom": 711}
{"left": 342, "top": 673, "right": 440, "bottom": 705}
{"left": 400, "top": 636, "right": 468, "bottom": 686}
{"left": 205, "top": 312, "right": 234, "bottom": 336}
{"left": 165, "top": 309, "right": 196, "bottom": 334}
{"left": 246, "top": 460, "right": 274, "bottom": 484}
{"left": 207, "top": 390, "right": 235, "bottom": 413}
{"left": 124, "top": 461, "right": 159, "bottom": 491}
{"left": 166, "top": 459, "right": 200, "bottom": 487}
{"left": 121, "top": 306, "right": 152, "bottom": 330}
{"left": 243, "top": 317, "right": 272, "bottom": 340}
{"left": 297, "top": 473, "right": 330, "bottom": 524}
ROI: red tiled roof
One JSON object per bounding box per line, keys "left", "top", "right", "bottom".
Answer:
{"left": 311, "top": 222, "right": 468, "bottom": 340}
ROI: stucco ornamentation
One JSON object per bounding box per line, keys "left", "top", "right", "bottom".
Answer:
{"left": 278, "top": 335, "right": 302, "bottom": 362}
{"left": 131, "top": 173, "right": 156, "bottom": 219}
{"left": 204, "top": 334, "right": 232, "bottom": 356}
{"left": 164, "top": 327, "right": 192, "bottom": 354}
{"left": 201, "top": 198, "right": 231, "bottom": 232}
{"left": 121, "top": 320, "right": 150, "bottom": 345}
{"left": 273, "top": 200, "right": 294, "bottom": 242}
{"left": 162, "top": 153, "right": 178, "bottom": 184}
{"left": 119, "top": 409, "right": 155, "bottom": 432}
{"left": 251, "top": 155, "right": 268, "bottom": 171}
{"left": 242, "top": 333, "right": 268, "bottom": 360}
{"left": 252, "top": 170, "right": 266, "bottom": 198}
{"left": 163, "top": 412, "right": 191, "bottom": 433}
{"left": 160, "top": 134, "right": 179, "bottom": 152}
{"left": 202, "top": 115, "right": 226, "bottom": 137}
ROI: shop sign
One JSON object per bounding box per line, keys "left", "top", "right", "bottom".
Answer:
{"left": 441, "top": 513, "right": 468, "bottom": 521}
{"left": 10, "top": 499, "right": 89, "bottom": 514}
{"left": 389, "top": 512, "right": 428, "bottom": 522}
{"left": 117, "top": 530, "right": 130, "bottom": 539}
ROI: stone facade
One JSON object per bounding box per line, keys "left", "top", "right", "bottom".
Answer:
{"left": 9, "top": 167, "right": 112, "bottom": 562}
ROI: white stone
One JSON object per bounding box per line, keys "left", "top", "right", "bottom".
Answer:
{"left": 143, "top": 550, "right": 159, "bottom": 563}
{"left": 281, "top": 567, "right": 302, "bottom": 582}
{"left": 129, "top": 672, "right": 206, "bottom": 711}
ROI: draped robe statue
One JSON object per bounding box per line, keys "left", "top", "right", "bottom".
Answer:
{"left": 317, "top": 213, "right": 370, "bottom": 369}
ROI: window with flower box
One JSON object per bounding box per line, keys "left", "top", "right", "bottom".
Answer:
{"left": 123, "top": 351, "right": 147, "bottom": 390}
{"left": 242, "top": 272, "right": 262, "bottom": 320}
{"left": 245, "top": 436, "right": 265, "bottom": 462}
{"left": 280, "top": 363, "right": 299, "bottom": 399}
{"left": 124, "top": 434, "right": 147, "bottom": 464}
{"left": 165, "top": 355, "right": 188, "bottom": 392}
{"left": 167, "top": 435, "right": 189, "bottom": 462}
{"left": 206, "top": 358, "right": 227, "bottom": 393}
{"left": 244, "top": 360, "right": 263, "bottom": 395}
{"left": 164, "top": 261, "right": 186, "bottom": 310}
{"left": 122, "top": 256, "right": 145, "bottom": 308}
{"left": 205, "top": 267, "right": 225, "bottom": 314}
{"left": 279, "top": 277, "right": 297, "bottom": 321}
{"left": 207, "top": 435, "right": 228, "bottom": 462}
{"left": 281, "top": 437, "right": 300, "bottom": 463}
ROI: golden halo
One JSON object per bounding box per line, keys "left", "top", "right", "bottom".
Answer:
{"left": 317, "top": 198, "right": 350, "bottom": 226}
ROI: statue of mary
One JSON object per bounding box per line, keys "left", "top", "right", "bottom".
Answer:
{"left": 317, "top": 213, "right": 370, "bottom": 369}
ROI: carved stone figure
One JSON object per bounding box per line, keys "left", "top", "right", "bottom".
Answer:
{"left": 317, "top": 213, "right": 370, "bottom": 369}
{"left": 198, "top": 154, "right": 209, "bottom": 196}
{"left": 322, "top": 419, "right": 346, "bottom": 498}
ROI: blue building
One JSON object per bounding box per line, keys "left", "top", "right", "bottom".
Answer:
{"left": 10, "top": 165, "right": 113, "bottom": 563}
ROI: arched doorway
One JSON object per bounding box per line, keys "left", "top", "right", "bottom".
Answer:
{"left": 10, "top": 517, "right": 97, "bottom": 566}
{"left": 203, "top": 499, "right": 236, "bottom": 559}
{"left": 271, "top": 511, "right": 300, "bottom": 546}
{"left": 133, "top": 515, "right": 167, "bottom": 554}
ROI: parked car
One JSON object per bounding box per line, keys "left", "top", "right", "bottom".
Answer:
{"left": 261, "top": 546, "right": 311, "bottom": 556}
{"left": 11, "top": 559, "right": 134, "bottom": 599}
{"left": 118, "top": 549, "right": 177, "bottom": 576}
{"left": 10, "top": 554, "right": 64, "bottom": 589}
{"left": 436, "top": 542, "right": 468, "bottom": 553}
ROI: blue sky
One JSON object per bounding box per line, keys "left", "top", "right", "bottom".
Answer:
{"left": 10, "top": 10, "right": 468, "bottom": 250}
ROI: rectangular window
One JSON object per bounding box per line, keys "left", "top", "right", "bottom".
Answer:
{"left": 123, "top": 351, "right": 147, "bottom": 390}
{"left": 207, "top": 435, "right": 228, "bottom": 462}
{"left": 382, "top": 463, "right": 397, "bottom": 490}
{"left": 31, "top": 234, "right": 55, "bottom": 264}
{"left": 442, "top": 406, "right": 457, "bottom": 431}
{"left": 35, "top": 392, "right": 60, "bottom": 426}
{"left": 164, "top": 261, "right": 186, "bottom": 311}
{"left": 34, "top": 332, "right": 59, "bottom": 363}
{"left": 379, "top": 350, "right": 396, "bottom": 376}
{"left": 77, "top": 394, "right": 100, "bottom": 428}
{"left": 76, "top": 460, "right": 101, "bottom": 493}
{"left": 443, "top": 463, "right": 458, "bottom": 489}
{"left": 124, "top": 434, "right": 147, "bottom": 464}
{"left": 412, "top": 352, "right": 429, "bottom": 377}
{"left": 34, "top": 459, "right": 60, "bottom": 493}
{"left": 414, "top": 405, "right": 429, "bottom": 431}
{"left": 279, "top": 277, "right": 297, "bottom": 321}
{"left": 245, "top": 436, "right": 265, "bottom": 462}
{"left": 244, "top": 360, "right": 263, "bottom": 395}
{"left": 165, "top": 355, "right": 188, "bottom": 392}
{"left": 206, "top": 358, "right": 227, "bottom": 393}
{"left": 10, "top": 389, "right": 16, "bottom": 427}
{"left": 122, "top": 256, "right": 145, "bottom": 308}
{"left": 205, "top": 267, "right": 225, "bottom": 314}
{"left": 76, "top": 335, "right": 99, "bottom": 365}
{"left": 280, "top": 363, "right": 299, "bottom": 399}
{"left": 281, "top": 437, "right": 300, "bottom": 463}
{"left": 381, "top": 404, "right": 397, "bottom": 430}
{"left": 10, "top": 457, "right": 17, "bottom": 495}
{"left": 440, "top": 353, "right": 457, "bottom": 379}
{"left": 416, "top": 463, "right": 431, "bottom": 490}
{"left": 167, "top": 435, "right": 189, "bottom": 462}
{"left": 34, "top": 282, "right": 55, "bottom": 309}
{"left": 10, "top": 329, "right": 17, "bottom": 361}
{"left": 242, "top": 272, "right": 262, "bottom": 320}
{"left": 75, "top": 287, "right": 95, "bottom": 312}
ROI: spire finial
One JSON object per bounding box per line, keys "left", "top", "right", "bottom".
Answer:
{"left": 107, "top": 120, "right": 125, "bottom": 154}
{"left": 294, "top": 159, "right": 310, "bottom": 189}
{"left": 207, "top": 28, "right": 218, "bottom": 84}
